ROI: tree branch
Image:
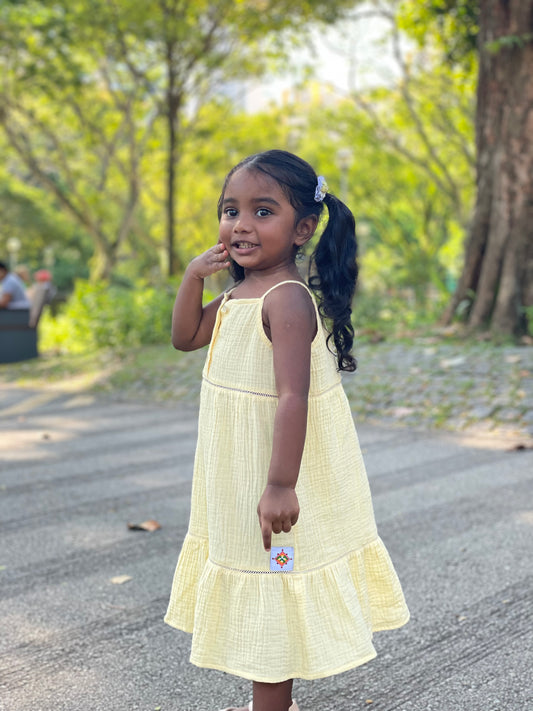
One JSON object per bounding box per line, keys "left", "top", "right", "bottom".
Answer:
{"left": 0, "top": 109, "right": 108, "bottom": 248}
{"left": 389, "top": 23, "right": 464, "bottom": 213}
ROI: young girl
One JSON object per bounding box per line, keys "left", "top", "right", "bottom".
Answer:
{"left": 165, "top": 150, "right": 409, "bottom": 711}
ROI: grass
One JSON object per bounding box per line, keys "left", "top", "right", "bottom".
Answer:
{"left": 0, "top": 344, "right": 203, "bottom": 400}
{"left": 1, "top": 338, "right": 532, "bottom": 441}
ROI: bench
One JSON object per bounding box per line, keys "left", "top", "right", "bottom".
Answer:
{"left": 0, "top": 283, "right": 50, "bottom": 364}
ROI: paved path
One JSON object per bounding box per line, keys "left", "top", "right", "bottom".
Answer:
{"left": 1, "top": 385, "right": 532, "bottom": 711}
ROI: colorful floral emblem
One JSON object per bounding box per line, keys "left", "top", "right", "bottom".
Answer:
{"left": 270, "top": 546, "right": 294, "bottom": 572}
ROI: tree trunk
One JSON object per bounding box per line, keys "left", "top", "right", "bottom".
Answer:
{"left": 165, "top": 38, "right": 182, "bottom": 278}
{"left": 442, "top": 0, "right": 533, "bottom": 335}
{"left": 89, "top": 243, "right": 116, "bottom": 282}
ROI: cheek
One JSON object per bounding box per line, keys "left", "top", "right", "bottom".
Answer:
{"left": 218, "top": 222, "right": 230, "bottom": 245}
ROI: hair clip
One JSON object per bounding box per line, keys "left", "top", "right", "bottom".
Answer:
{"left": 314, "top": 176, "right": 328, "bottom": 202}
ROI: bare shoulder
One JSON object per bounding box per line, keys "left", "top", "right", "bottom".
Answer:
{"left": 262, "top": 282, "right": 317, "bottom": 336}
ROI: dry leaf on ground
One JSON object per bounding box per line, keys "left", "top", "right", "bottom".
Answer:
{"left": 110, "top": 574, "right": 132, "bottom": 585}
{"left": 127, "top": 519, "right": 161, "bottom": 532}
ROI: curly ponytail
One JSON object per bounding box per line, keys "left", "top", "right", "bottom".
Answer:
{"left": 308, "top": 193, "right": 358, "bottom": 371}
{"left": 217, "top": 149, "right": 359, "bottom": 371}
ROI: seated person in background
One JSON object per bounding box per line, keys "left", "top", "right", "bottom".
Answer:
{"left": 15, "top": 264, "right": 36, "bottom": 301}
{"left": 0, "top": 260, "right": 31, "bottom": 310}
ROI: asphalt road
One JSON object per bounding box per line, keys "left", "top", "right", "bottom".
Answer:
{"left": 1, "top": 385, "right": 532, "bottom": 711}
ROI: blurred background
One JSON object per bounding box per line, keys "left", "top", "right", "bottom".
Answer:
{"left": 0, "top": 0, "right": 531, "bottom": 358}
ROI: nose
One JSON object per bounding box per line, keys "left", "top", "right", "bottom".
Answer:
{"left": 234, "top": 214, "right": 252, "bottom": 233}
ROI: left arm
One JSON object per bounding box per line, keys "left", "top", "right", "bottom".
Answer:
{"left": 257, "top": 285, "right": 316, "bottom": 551}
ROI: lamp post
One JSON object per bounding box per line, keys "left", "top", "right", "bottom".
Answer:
{"left": 6, "top": 237, "right": 21, "bottom": 269}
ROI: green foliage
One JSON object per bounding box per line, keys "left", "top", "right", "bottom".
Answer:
{"left": 41, "top": 279, "right": 176, "bottom": 352}
{"left": 41, "top": 277, "right": 220, "bottom": 353}
{"left": 0, "top": 0, "right": 480, "bottom": 337}
{"left": 485, "top": 33, "right": 533, "bottom": 54}
{"left": 0, "top": 166, "right": 92, "bottom": 291}
{"left": 398, "top": 0, "right": 479, "bottom": 66}
{"left": 0, "top": 0, "right": 355, "bottom": 281}
{"left": 289, "top": 62, "right": 475, "bottom": 304}
{"left": 353, "top": 285, "right": 447, "bottom": 341}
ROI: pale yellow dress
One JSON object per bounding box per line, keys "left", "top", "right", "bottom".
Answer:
{"left": 165, "top": 280, "right": 409, "bottom": 683}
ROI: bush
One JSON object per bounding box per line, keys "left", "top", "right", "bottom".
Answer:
{"left": 41, "top": 279, "right": 177, "bottom": 353}
{"left": 352, "top": 286, "right": 447, "bottom": 340}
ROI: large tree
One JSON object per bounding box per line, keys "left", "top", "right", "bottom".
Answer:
{"left": 440, "top": 0, "right": 533, "bottom": 335}
{"left": 356, "top": 0, "right": 532, "bottom": 335}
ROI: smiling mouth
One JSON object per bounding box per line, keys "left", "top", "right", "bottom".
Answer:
{"left": 232, "top": 241, "right": 257, "bottom": 249}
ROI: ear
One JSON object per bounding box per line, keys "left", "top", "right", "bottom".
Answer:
{"left": 294, "top": 214, "right": 318, "bottom": 247}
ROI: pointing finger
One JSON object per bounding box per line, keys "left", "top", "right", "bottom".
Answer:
{"left": 262, "top": 523, "right": 272, "bottom": 552}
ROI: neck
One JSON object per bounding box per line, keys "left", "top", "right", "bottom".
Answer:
{"left": 243, "top": 262, "right": 301, "bottom": 283}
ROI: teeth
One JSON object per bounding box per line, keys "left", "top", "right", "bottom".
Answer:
{"left": 236, "top": 242, "right": 256, "bottom": 248}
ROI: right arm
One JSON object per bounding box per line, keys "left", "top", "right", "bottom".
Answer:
{"left": 172, "top": 243, "right": 230, "bottom": 351}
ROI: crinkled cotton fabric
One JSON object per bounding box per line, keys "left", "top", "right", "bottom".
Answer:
{"left": 165, "top": 281, "right": 409, "bottom": 682}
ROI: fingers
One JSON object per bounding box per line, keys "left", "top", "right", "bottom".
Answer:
{"left": 261, "top": 517, "right": 296, "bottom": 550}
{"left": 191, "top": 243, "right": 230, "bottom": 279}
{"left": 195, "top": 243, "right": 229, "bottom": 278}
{"left": 211, "top": 243, "right": 230, "bottom": 271}
{"left": 257, "top": 487, "right": 299, "bottom": 552}
{"left": 261, "top": 522, "right": 272, "bottom": 552}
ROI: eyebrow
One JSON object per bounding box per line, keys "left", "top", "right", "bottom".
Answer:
{"left": 222, "top": 196, "right": 281, "bottom": 206}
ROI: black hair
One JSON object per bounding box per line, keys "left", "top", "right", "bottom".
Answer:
{"left": 0, "top": 261, "right": 8, "bottom": 271}
{"left": 217, "top": 149, "right": 358, "bottom": 372}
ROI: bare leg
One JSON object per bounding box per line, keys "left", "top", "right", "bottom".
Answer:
{"left": 221, "top": 679, "right": 294, "bottom": 711}
{"left": 253, "top": 679, "right": 293, "bottom": 711}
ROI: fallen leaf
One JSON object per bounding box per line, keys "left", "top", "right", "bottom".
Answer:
{"left": 366, "top": 701, "right": 373, "bottom": 705}
{"left": 110, "top": 574, "right": 132, "bottom": 585}
{"left": 391, "top": 407, "right": 415, "bottom": 418}
{"left": 439, "top": 356, "right": 466, "bottom": 368}
{"left": 457, "top": 615, "right": 467, "bottom": 622}
{"left": 127, "top": 519, "right": 161, "bottom": 532}
{"left": 505, "top": 354, "right": 521, "bottom": 364}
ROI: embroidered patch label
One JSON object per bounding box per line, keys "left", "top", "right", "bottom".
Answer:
{"left": 270, "top": 546, "right": 294, "bottom": 572}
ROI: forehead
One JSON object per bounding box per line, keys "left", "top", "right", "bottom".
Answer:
{"left": 224, "top": 167, "right": 287, "bottom": 201}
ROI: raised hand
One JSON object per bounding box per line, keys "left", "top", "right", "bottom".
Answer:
{"left": 188, "top": 243, "right": 230, "bottom": 280}
{"left": 257, "top": 484, "right": 299, "bottom": 552}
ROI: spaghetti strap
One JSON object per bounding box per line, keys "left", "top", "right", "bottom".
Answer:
{"left": 261, "top": 280, "right": 321, "bottom": 323}
{"left": 261, "top": 279, "right": 312, "bottom": 300}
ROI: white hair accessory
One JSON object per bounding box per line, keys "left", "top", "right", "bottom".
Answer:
{"left": 314, "top": 175, "right": 329, "bottom": 202}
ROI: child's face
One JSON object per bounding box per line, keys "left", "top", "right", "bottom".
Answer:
{"left": 219, "top": 168, "right": 313, "bottom": 274}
